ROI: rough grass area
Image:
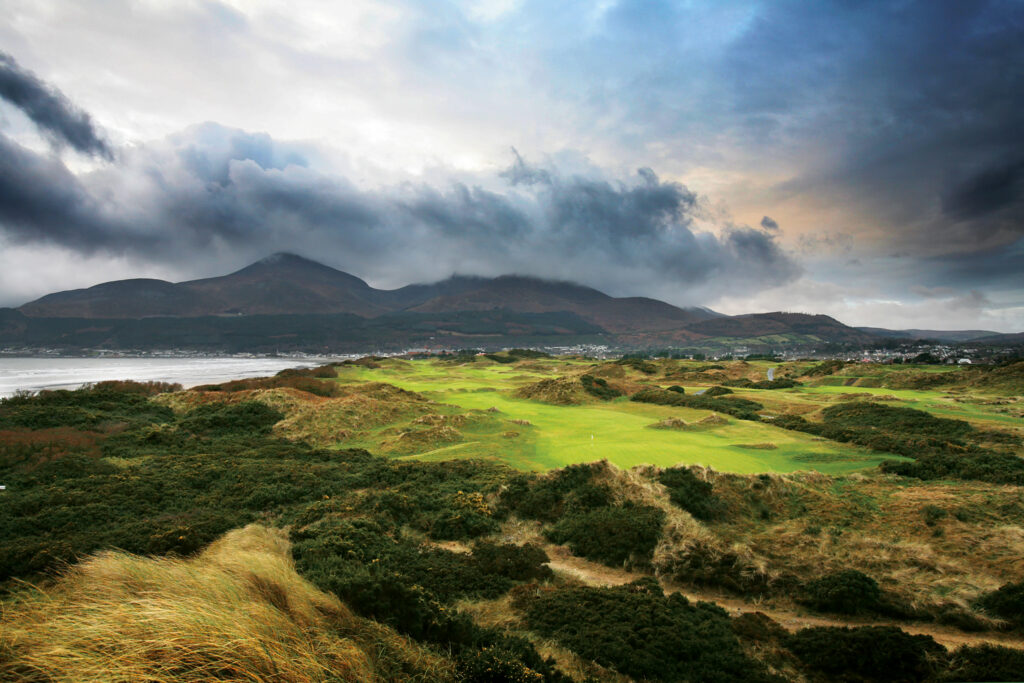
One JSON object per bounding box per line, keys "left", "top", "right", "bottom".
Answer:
{"left": 0, "top": 525, "right": 453, "bottom": 682}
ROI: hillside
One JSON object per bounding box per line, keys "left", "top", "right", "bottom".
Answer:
{"left": 19, "top": 253, "right": 388, "bottom": 319}
{"left": 685, "top": 312, "right": 882, "bottom": 345}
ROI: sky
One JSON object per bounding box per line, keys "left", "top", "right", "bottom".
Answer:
{"left": 0, "top": 0, "right": 1022, "bottom": 332}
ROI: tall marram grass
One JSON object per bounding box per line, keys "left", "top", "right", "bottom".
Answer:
{"left": 0, "top": 525, "right": 453, "bottom": 682}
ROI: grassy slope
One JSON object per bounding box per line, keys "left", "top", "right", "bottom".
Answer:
{"left": 330, "top": 358, "right": 898, "bottom": 474}
{"left": 0, "top": 525, "right": 453, "bottom": 682}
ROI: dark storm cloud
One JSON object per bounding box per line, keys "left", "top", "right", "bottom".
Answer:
{"left": 0, "top": 125, "right": 799, "bottom": 300}
{"left": 0, "top": 51, "right": 112, "bottom": 159}
{"left": 718, "top": 0, "right": 1024, "bottom": 250}
{"left": 760, "top": 216, "right": 778, "bottom": 231}
{"left": 942, "top": 157, "right": 1024, "bottom": 222}
{"left": 0, "top": 133, "right": 126, "bottom": 248}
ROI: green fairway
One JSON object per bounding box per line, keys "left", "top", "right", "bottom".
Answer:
{"left": 330, "top": 357, "right": 902, "bottom": 473}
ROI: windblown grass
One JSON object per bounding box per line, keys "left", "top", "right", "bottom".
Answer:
{"left": 0, "top": 525, "right": 453, "bottom": 682}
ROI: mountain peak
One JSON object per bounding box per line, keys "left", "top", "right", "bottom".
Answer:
{"left": 251, "top": 252, "right": 326, "bottom": 268}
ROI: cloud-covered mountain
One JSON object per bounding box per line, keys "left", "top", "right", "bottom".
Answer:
{"left": 17, "top": 252, "right": 719, "bottom": 336}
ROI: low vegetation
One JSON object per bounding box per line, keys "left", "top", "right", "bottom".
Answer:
{"left": 514, "top": 579, "right": 773, "bottom": 683}
{"left": 1, "top": 357, "right": 1022, "bottom": 680}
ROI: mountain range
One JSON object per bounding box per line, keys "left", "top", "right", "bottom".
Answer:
{"left": 1, "top": 253, "right": 1018, "bottom": 353}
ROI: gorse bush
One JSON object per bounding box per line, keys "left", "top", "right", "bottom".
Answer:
{"left": 802, "top": 570, "right": 881, "bottom": 615}
{"left": 615, "top": 357, "right": 658, "bottom": 374}
{"left": 880, "top": 451, "right": 1024, "bottom": 486}
{"left": 472, "top": 542, "right": 552, "bottom": 581}
{"left": 499, "top": 463, "right": 602, "bottom": 522}
{"left": 801, "top": 359, "right": 845, "bottom": 377}
{"left": 657, "top": 467, "right": 723, "bottom": 521}
{"left": 774, "top": 400, "right": 1024, "bottom": 485}
{"left": 942, "top": 644, "right": 1024, "bottom": 682}
{"left": 0, "top": 386, "right": 174, "bottom": 430}
{"left": 974, "top": 580, "right": 1024, "bottom": 627}
{"left": 721, "top": 378, "right": 800, "bottom": 390}
{"left": 516, "top": 578, "right": 772, "bottom": 682}
{"left": 579, "top": 374, "right": 622, "bottom": 400}
{"left": 194, "top": 371, "right": 343, "bottom": 397}
{"left": 0, "top": 387, "right": 510, "bottom": 584}
{"left": 785, "top": 626, "right": 943, "bottom": 682}
{"left": 630, "top": 388, "right": 763, "bottom": 421}
{"left": 291, "top": 516, "right": 566, "bottom": 680}
{"left": 544, "top": 502, "right": 665, "bottom": 568}
{"left": 179, "top": 401, "right": 284, "bottom": 436}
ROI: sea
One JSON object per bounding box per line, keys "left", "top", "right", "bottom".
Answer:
{"left": 0, "top": 356, "right": 336, "bottom": 398}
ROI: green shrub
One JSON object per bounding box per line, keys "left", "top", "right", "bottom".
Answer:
{"left": 922, "top": 504, "right": 947, "bottom": 526}
{"left": 615, "top": 357, "right": 658, "bottom": 374}
{"left": 975, "top": 580, "right": 1024, "bottom": 626}
{"left": 579, "top": 374, "right": 622, "bottom": 400}
{"left": 785, "top": 626, "right": 943, "bottom": 682}
{"left": 658, "top": 467, "right": 722, "bottom": 520}
{"left": 500, "top": 464, "right": 600, "bottom": 522}
{"left": 941, "top": 644, "right": 1024, "bottom": 682}
{"left": 704, "top": 385, "right": 733, "bottom": 396}
{"left": 802, "top": 360, "right": 845, "bottom": 377}
{"left": 428, "top": 507, "right": 500, "bottom": 540}
{"left": 630, "top": 388, "right": 763, "bottom": 421}
{"left": 881, "top": 451, "right": 1024, "bottom": 486}
{"left": 722, "top": 378, "right": 799, "bottom": 390}
{"left": 472, "top": 542, "right": 552, "bottom": 581}
{"left": 802, "top": 570, "right": 882, "bottom": 615}
{"left": 517, "top": 579, "right": 771, "bottom": 682}
{"left": 544, "top": 503, "right": 665, "bottom": 568}
{"left": 0, "top": 386, "right": 173, "bottom": 430}
{"left": 180, "top": 401, "right": 283, "bottom": 436}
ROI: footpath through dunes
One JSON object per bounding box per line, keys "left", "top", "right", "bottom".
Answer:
{"left": 539, "top": 541, "right": 1024, "bottom": 653}
{"left": 475, "top": 459, "right": 1024, "bottom": 656}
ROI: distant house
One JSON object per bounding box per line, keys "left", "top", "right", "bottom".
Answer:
{"left": 958, "top": 358, "right": 972, "bottom": 364}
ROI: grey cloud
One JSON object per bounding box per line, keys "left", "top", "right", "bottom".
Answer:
{"left": 0, "top": 134, "right": 125, "bottom": 249}
{"left": 910, "top": 285, "right": 956, "bottom": 299}
{"left": 0, "top": 51, "right": 112, "bottom": 159}
{"left": 760, "top": 216, "right": 779, "bottom": 231}
{"left": 499, "top": 148, "right": 552, "bottom": 186}
{"left": 0, "top": 125, "right": 801, "bottom": 303}
{"left": 942, "top": 156, "right": 1024, "bottom": 221}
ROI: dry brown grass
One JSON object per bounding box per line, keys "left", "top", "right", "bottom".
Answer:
{"left": 566, "top": 462, "right": 1024, "bottom": 626}
{"left": 513, "top": 377, "right": 590, "bottom": 405}
{"left": 0, "top": 525, "right": 454, "bottom": 682}
{"left": 155, "top": 382, "right": 437, "bottom": 447}
{"left": 647, "top": 417, "right": 690, "bottom": 430}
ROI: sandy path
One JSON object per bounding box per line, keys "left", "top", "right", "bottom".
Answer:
{"left": 543, "top": 544, "right": 1024, "bottom": 652}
